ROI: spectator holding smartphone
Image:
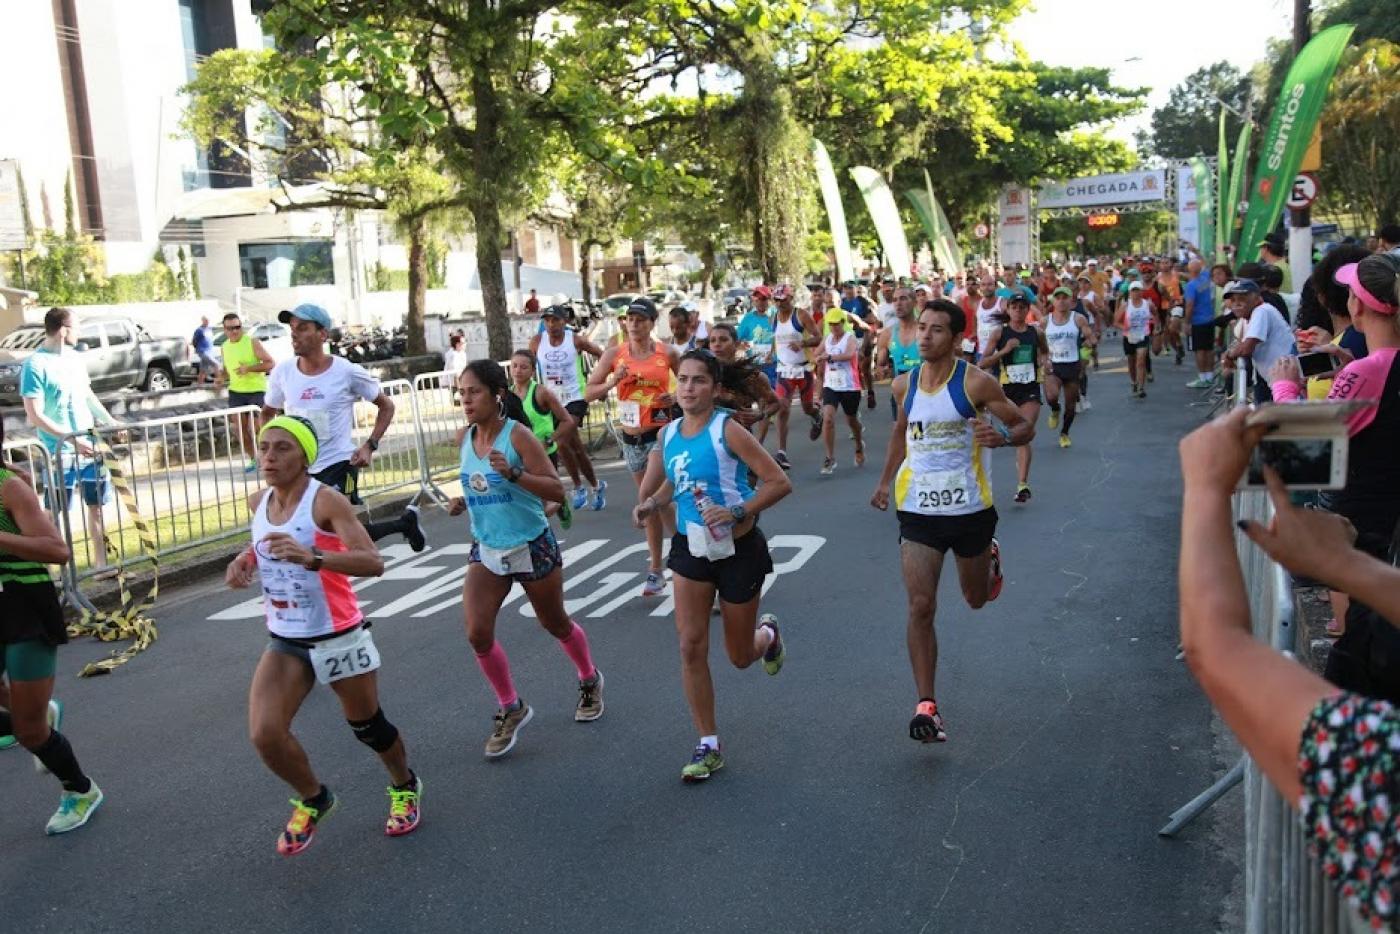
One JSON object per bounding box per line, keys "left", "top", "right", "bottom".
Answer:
{"left": 1178, "top": 409, "right": 1398, "bottom": 930}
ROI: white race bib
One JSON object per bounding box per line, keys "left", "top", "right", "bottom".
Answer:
{"left": 778, "top": 363, "right": 807, "bottom": 380}
{"left": 913, "top": 471, "right": 971, "bottom": 515}
{"left": 825, "top": 366, "right": 853, "bottom": 391}
{"left": 547, "top": 374, "right": 582, "bottom": 405}
{"left": 479, "top": 541, "right": 532, "bottom": 576}
{"left": 961, "top": 338, "right": 977, "bottom": 354}
{"left": 1005, "top": 362, "right": 1036, "bottom": 384}
{"left": 309, "top": 627, "right": 382, "bottom": 685}
{"left": 617, "top": 400, "right": 642, "bottom": 428}
{"left": 1170, "top": 306, "right": 1185, "bottom": 319}
{"left": 685, "top": 521, "right": 734, "bottom": 561}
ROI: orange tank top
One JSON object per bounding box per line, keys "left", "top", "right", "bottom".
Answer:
{"left": 615, "top": 341, "right": 674, "bottom": 431}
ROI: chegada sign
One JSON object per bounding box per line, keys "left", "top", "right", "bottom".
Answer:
{"left": 1037, "top": 170, "right": 1168, "bottom": 210}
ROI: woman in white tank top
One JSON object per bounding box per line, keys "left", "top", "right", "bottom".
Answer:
{"left": 226, "top": 415, "right": 421, "bottom": 856}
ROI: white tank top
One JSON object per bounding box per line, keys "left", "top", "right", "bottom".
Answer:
{"left": 822, "top": 333, "right": 860, "bottom": 391}
{"left": 774, "top": 312, "right": 808, "bottom": 374}
{"left": 1045, "top": 313, "right": 1081, "bottom": 364}
{"left": 1124, "top": 299, "right": 1152, "bottom": 343}
{"left": 894, "top": 361, "right": 992, "bottom": 516}
{"left": 976, "top": 299, "right": 1004, "bottom": 355}
{"left": 251, "top": 479, "right": 364, "bottom": 640}
{"left": 537, "top": 331, "right": 584, "bottom": 405}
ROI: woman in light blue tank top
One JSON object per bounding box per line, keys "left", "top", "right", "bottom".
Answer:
{"left": 448, "top": 360, "right": 604, "bottom": 756}
{"left": 633, "top": 350, "right": 795, "bottom": 782}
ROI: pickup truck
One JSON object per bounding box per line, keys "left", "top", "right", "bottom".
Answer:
{"left": 0, "top": 316, "right": 197, "bottom": 406}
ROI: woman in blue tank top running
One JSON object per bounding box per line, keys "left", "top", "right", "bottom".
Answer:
{"left": 634, "top": 350, "right": 793, "bottom": 782}
{"left": 448, "top": 360, "right": 604, "bottom": 760}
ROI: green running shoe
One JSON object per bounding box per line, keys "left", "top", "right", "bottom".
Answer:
{"left": 681, "top": 743, "right": 724, "bottom": 783}
{"left": 45, "top": 781, "right": 103, "bottom": 835}
{"left": 759, "top": 614, "right": 785, "bottom": 675}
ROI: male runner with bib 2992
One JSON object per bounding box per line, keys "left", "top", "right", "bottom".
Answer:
{"left": 226, "top": 415, "right": 421, "bottom": 857}
{"left": 528, "top": 305, "right": 607, "bottom": 512}
{"left": 871, "top": 300, "right": 1032, "bottom": 745}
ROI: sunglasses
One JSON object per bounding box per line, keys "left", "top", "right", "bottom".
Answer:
{"left": 224, "top": 325, "right": 243, "bottom": 331}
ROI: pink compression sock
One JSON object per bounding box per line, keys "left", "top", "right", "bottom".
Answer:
{"left": 558, "top": 621, "right": 597, "bottom": 681}
{"left": 474, "top": 642, "right": 518, "bottom": 708}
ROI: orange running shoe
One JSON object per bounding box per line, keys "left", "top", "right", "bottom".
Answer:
{"left": 277, "top": 791, "right": 336, "bottom": 856}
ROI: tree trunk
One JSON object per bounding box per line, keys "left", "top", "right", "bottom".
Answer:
{"left": 468, "top": 32, "right": 512, "bottom": 361}
{"left": 579, "top": 242, "right": 594, "bottom": 305}
{"left": 471, "top": 194, "right": 512, "bottom": 361}
{"left": 700, "top": 241, "right": 716, "bottom": 298}
{"left": 405, "top": 213, "right": 428, "bottom": 356}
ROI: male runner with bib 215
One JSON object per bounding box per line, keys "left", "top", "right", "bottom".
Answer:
{"left": 227, "top": 415, "right": 421, "bottom": 856}
{"left": 871, "top": 299, "right": 1032, "bottom": 744}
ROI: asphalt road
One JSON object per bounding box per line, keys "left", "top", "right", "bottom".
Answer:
{"left": 3, "top": 350, "right": 1238, "bottom": 933}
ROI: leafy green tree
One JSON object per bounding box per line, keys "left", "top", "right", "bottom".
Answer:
{"left": 1139, "top": 62, "right": 1250, "bottom": 161}
{"left": 1319, "top": 0, "right": 1400, "bottom": 44}
{"left": 1316, "top": 40, "right": 1400, "bottom": 233}
{"left": 183, "top": 46, "right": 463, "bottom": 355}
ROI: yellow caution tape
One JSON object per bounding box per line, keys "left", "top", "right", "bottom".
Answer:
{"left": 64, "top": 437, "right": 158, "bottom": 676}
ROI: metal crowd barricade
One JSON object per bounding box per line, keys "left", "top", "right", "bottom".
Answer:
{"left": 0, "top": 439, "right": 75, "bottom": 598}
{"left": 411, "top": 370, "right": 467, "bottom": 499}
{"left": 1165, "top": 365, "right": 1370, "bottom": 932}
{"left": 352, "top": 378, "right": 429, "bottom": 503}
{"left": 50, "top": 407, "right": 263, "bottom": 603}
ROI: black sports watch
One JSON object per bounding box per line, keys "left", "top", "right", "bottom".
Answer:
{"left": 365, "top": 437, "right": 380, "bottom": 452}
{"left": 507, "top": 465, "right": 524, "bottom": 483}
{"left": 729, "top": 502, "right": 747, "bottom": 522}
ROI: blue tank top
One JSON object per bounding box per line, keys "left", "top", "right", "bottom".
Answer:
{"left": 459, "top": 421, "right": 549, "bottom": 549}
{"left": 660, "top": 411, "right": 753, "bottom": 530}
{"left": 889, "top": 322, "right": 920, "bottom": 375}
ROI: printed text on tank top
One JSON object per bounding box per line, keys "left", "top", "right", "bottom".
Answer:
{"left": 976, "top": 298, "right": 1004, "bottom": 353}
{"left": 774, "top": 311, "right": 809, "bottom": 377}
{"left": 1045, "top": 312, "right": 1082, "bottom": 364}
{"left": 1124, "top": 299, "right": 1152, "bottom": 342}
{"left": 997, "top": 325, "right": 1040, "bottom": 385}
{"left": 894, "top": 360, "right": 993, "bottom": 516}
{"left": 538, "top": 331, "right": 584, "bottom": 405}
{"left": 252, "top": 479, "right": 363, "bottom": 640}
{"left": 823, "top": 332, "right": 861, "bottom": 391}
{"left": 615, "top": 340, "right": 674, "bottom": 432}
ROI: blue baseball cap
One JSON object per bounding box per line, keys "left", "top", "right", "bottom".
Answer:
{"left": 1006, "top": 287, "right": 1031, "bottom": 305}
{"left": 278, "top": 303, "right": 333, "bottom": 328}
{"left": 1222, "top": 279, "right": 1260, "bottom": 296}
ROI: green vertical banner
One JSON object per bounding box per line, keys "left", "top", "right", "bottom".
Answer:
{"left": 904, "top": 190, "right": 949, "bottom": 271}
{"left": 1215, "top": 111, "right": 1229, "bottom": 261}
{"left": 850, "top": 166, "right": 912, "bottom": 278}
{"left": 811, "top": 139, "right": 855, "bottom": 282}
{"left": 1223, "top": 118, "right": 1253, "bottom": 255}
{"left": 1238, "top": 23, "right": 1355, "bottom": 262}
{"left": 1191, "top": 157, "right": 1215, "bottom": 259}
{"left": 924, "top": 169, "right": 963, "bottom": 270}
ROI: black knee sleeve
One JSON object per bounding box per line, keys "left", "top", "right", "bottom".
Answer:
{"left": 349, "top": 708, "right": 399, "bottom": 753}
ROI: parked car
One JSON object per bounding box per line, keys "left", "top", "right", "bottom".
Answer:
{"left": 0, "top": 317, "right": 196, "bottom": 406}
{"left": 647, "top": 289, "right": 690, "bottom": 308}
{"left": 212, "top": 320, "right": 294, "bottom": 365}
{"left": 601, "top": 292, "right": 644, "bottom": 315}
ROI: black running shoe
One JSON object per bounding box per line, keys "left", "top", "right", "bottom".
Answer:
{"left": 403, "top": 505, "right": 427, "bottom": 552}
{"left": 1014, "top": 485, "right": 1031, "bottom": 505}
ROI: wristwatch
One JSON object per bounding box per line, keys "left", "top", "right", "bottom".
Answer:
{"left": 306, "top": 548, "right": 324, "bottom": 572}
{"left": 729, "top": 502, "right": 747, "bottom": 522}
{"left": 507, "top": 465, "right": 524, "bottom": 483}
{"left": 366, "top": 437, "right": 380, "bottom": 452}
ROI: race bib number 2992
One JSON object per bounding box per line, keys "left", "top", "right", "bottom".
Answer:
{"left": 915, "top": 472, "right": 968, "bottom": 512}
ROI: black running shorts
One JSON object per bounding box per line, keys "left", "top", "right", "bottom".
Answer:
{"left": 821, "top": 388, "right": 861, "bottom": 417}
{"left": 897, "top": 508, "right": 998, "bottom": 559}
{"left": 667, "top": 526, "right": 774, "bottom": 604}
{"left": 1004, "top": 382, "right": 1042, "bottom": 406}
